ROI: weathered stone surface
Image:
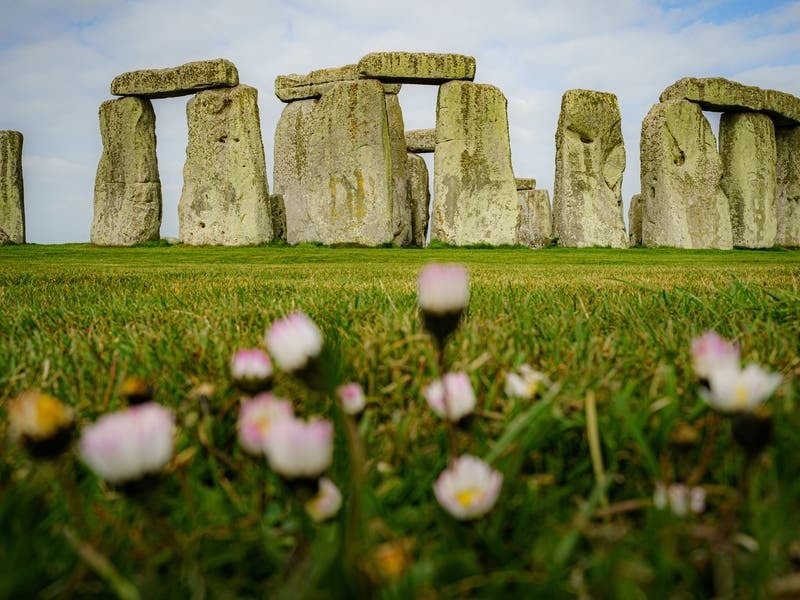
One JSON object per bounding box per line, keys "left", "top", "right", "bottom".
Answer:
{"left": 0, "top": 228, "right": 10, "bottom": 245}
{"left": 516, "top": 178, "right": 537, "bottom": 190}
{"left": 518, "top": 188, "right": 552, "bottom": 248}
{"left": 0, "top": 130, "right": 25, "bottom": 244}
{"left": 270, "top": 194, "right": 287, "bottom": 243}
{"left": 639, "top": 100, "right": 732, "bottom": 249}
{"left": 719, "top": 112, "right": 777, "bottom": 248}
{"left": 275, "top": 65, "right": 401, "bottom": 101}
{"left": 111, "top": 59, "right": 238, "bottom": 99}
{"left": 628, "top": 194, "right": 642, "bottom": 246}
{"left": 91, "top": 97, "right": 162, "bottom": 246}
{"left": 405, "top": 128, "right": 436, "bottom": 153}
{"left": 552, "top": 89, "right": 628, "bottom": 248}
{"left": 406, "top": 153, "right": 430, "bottom": 247}
{"left": 179, "top": 85, "right": 272, "bottom": 246}
{"left": 660, "top": 77, "right": 800, "bottom": 126}
{"left": 273, "top": 80, "right": 398, "bottom": 246}
{"left": 358, "top": 52, "right": 475, "bottom": 84}
{"left": 386, "top": 93, "right": 411, "bottom": 245}
{"left": 432, "top": 81, "right": 519, "bottom": 246}
{"left": 776, "top": 126, "right": 800, "bottom": 247}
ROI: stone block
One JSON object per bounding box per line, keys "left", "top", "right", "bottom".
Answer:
{"left": 405, "top": 128, "right": 436, "bottom": 153}
{"left": 358, "top": 52, "right": 475, "bottom": 84}
{"left": 432, "top": 81, "right": 519, "bottom": 245}
{"left": 516, "top": 178, "right": 537, "bottom": 190}
{"left": 720, "top": 112, "right": 777, "bottom": 248}
{"left": 640, "top": 100, "right": 732, "bottom": 249}
{"left": 91, "top": 97, "right": 162, "bottom": 245}
{"left": 518, "top": 188, "right": 552, "bottom": 248}
{"left": 407, "top": 153, "right": 430, "bottom": 247}
{"left": 552, "top": 89, "right": 628, "bottom": 248}
{"left": 275, "top": 65, "right": 400, "bottom": 101}
{"left": 111, "top": 58, "right": 238, "bottom": 99}
{"left": 386, "top": 93, "right": 411, "bottom": 245}
{"left": 776, "top": 126, "right": 800, "bottom": 247}
{"left": 179, "top": 85, "right": 272, "bottom": 246}
{"left": 0, "top": 130, "right": 24, "bottom": 244}
{"left": 628, "top": 194, "right": 642, "bottom": 246}
{"left": 270, "top": 194, "right": 287, "bottom": 243}
{"left": 273, "top": 80, "right": 399, "bottom": 246}
{"left": 660, "top": 77, "right": 800, "bottom": 126}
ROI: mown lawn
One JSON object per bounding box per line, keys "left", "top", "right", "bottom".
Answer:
{"left": 1, "top": 244, "right": 799, "bottom": 598}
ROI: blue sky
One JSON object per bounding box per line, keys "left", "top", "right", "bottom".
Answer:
{"left": 2, "top": 0, "right": 799, "bottom": 244}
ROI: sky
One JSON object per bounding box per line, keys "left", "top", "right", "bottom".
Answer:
{"left": 2, "top": 0, "right": 799, "bottom": 244}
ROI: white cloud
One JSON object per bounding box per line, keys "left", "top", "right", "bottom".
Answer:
{"left": 2, "top": 0, "right": 799, "bottom": 243}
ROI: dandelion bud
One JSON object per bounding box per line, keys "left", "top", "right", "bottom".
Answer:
{"left": 305, "top": 477, "right": 343, "bottom": 523}
{"left": 417, "top": 263, "right": 469, "bottom": 346}
{"left": 119, "top": 376, "right": 154, "bottom": 405}
{"left": 8, "top": 390, "right": 75, "bottom": 458}
{"left": 433, "top": 454, "right": 502, "bottom": 520}
{"left": 79, "top": 402, "right": 174, "bottom": 486}
{"left": 230, "top": 348, "right": 273, "bottom": 393}
{"left": 264, "top": 416, "right": 333, "bottom": 480}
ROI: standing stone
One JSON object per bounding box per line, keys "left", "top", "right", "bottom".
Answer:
{"left": 91, "top": 97, "right": 161, "bottom": 246}
{"left": 432, "top": 81, "right": 519, "bottom": 245}
{"left": 776, "top": 126, "right": 800, "bottom": 247}
{"left": 273, "top": 80, "right": 397, "bottom": 246}
{"left": 0, "top": 131, "right": 24, "bottom": 244}
{"left": 270, "top": 194, "right": 287, "bottom": 243}
{"left": 639, "top": 100, "right": 732, "bottom": 249}
{"left": 719, "top": 112, "right": 777, "bottom": 248}
{"left": 179, "top": 84, "right": 272, "bottom": 246}
{"left": 386, "top": 92, "right": 411, "bottom": 245}
{"left": 628, "top": 194, "right": 642, "bottom": 246}
{"left": 407, "top": 153, "right": 430, "bottom": 247}
{"left": 518, "top": 188, "right": 552, "bottom": 248}
{"left": 552, "top": 90, "right": 628, "bottom": 248}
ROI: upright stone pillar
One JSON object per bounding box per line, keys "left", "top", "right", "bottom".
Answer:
{"left": 719, "top": 112, "right": 777, "bottom": 248}
{"left": 518, "top": 185, "right": 552, "bottom": 248}
{"left": 432, "top": 81, "right": 519, "bottom": 245}
{"left": 407, "top": 153, "right": 430, "bottom": 247}
{"left": 775, "top": 126, "right": 800, "bottom": 247}
{"left": 552, "top": 89, "right": 627, "bottom": 248}
{"left": 385, "top": 92, "right": 411, "bottom": 246}
{"left": 91, "top": 97, "right": 162, "bottom": 246}
{"left": 273, "top": 80, "right": 397, "bottom": 246}
{"left": 0, "top": 131, "right": 24, "bottom": 244}
{"left": 640, "top": 100, "right": 732, "bottom": 249}
{"left": 179, "top": 84, "right": 272, "bottom": 245}
{"left": 628, "top": 194, "right": 642, "bottom": 247}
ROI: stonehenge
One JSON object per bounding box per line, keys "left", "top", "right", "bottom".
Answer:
{"left": 92, "top": 58, "right": 272, "bottom": 246}
{"left": 0, "top": 131, "right": 25, "bottom": 244}
{"left": 2, "top": 55, "right": 794, "bottom": 249}
{"left": 640, "top": 77, "right": 800, "bottom": 248}
{"left": 273, "top": 51, "right": 525, "bottom": 247}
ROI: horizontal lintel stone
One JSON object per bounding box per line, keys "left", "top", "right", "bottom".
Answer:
{"left": 405, "top": 128, "right": 435, "bottom": 153}
{"left": 660, "top": 77, "right": 800, "bottom": 126}
{"left": 357, "top": 51, "right": 476, "bottom": 84}
{"left": 111, "top": 59, "right": 239, "bottom": 99}
{"left": 515, "top": 178, "right": 537, "bottom": 190}
{"left": 275, "top": 64, "right": 401, "bottom": 101}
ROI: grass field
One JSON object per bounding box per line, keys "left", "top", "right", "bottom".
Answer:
{"left": 1, "top": 244, "right": 799, "bottom": 598}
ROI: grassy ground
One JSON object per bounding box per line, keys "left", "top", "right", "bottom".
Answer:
{"left": 1, "top": 244, "right": 799, "bottom": 598}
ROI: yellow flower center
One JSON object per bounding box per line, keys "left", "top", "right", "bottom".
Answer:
{"left": 456, "top": 487, "right": 482, "bottom": 508}
{"left": 733, "top": 384, "right": 749, "bottom": 411}
{"left": 33, "top": 395, "right": 73, "bottom": 438}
